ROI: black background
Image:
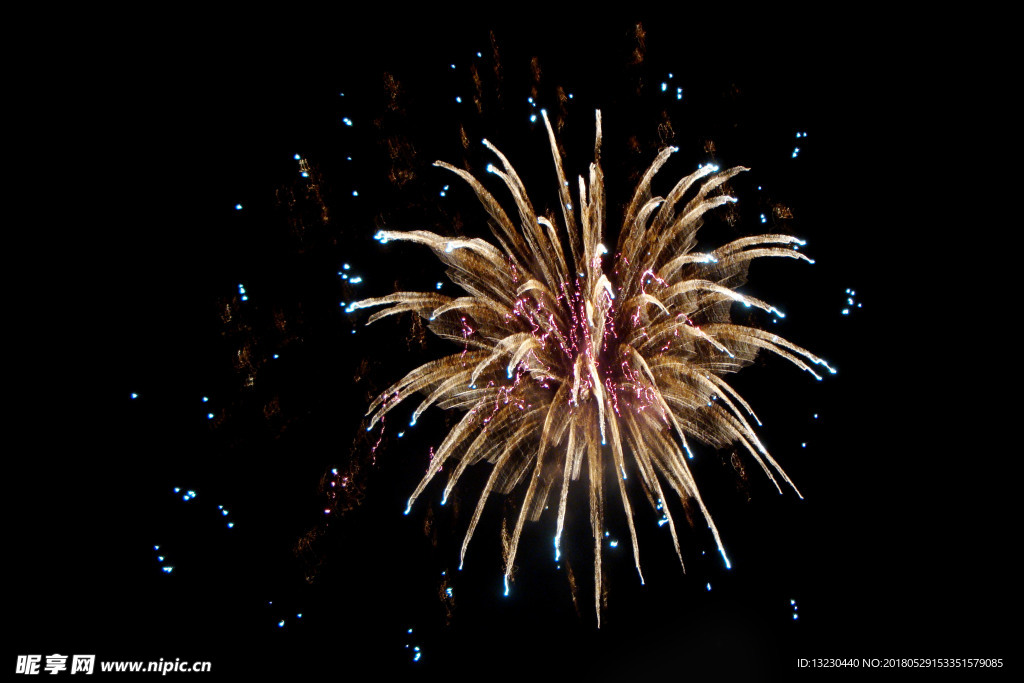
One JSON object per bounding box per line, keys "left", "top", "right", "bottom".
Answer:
{"left": 11, "top": 13, "right": 1011, "bottom": 681}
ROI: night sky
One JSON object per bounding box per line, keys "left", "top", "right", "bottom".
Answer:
{"left": 13, "top": 16, "right": 1012, "bottom": 680}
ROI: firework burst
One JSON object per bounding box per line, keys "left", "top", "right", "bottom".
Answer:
{"left": 351, "top": 110, "right": 833, "bottom": 624}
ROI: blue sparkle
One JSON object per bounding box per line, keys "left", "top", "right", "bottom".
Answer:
{"left": 235, "top": 204, "right": 243, "bottom": 210}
